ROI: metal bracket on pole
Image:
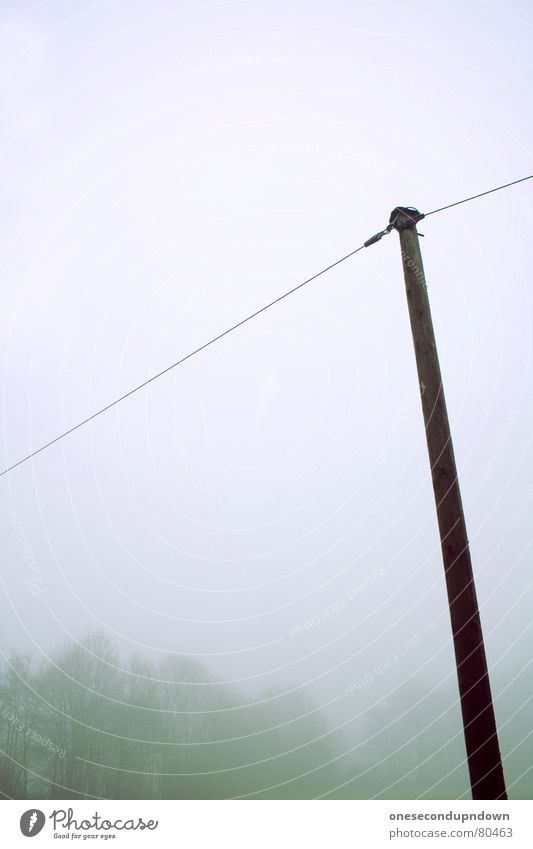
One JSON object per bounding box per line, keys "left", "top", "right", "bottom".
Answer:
{"left": 389, "top": 206, "right": 425, "bottom": 231}
{"left": 363, "top": 206, "right": 425, "bottom": 248}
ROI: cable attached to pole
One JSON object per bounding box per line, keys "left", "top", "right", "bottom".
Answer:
{"left": 1, "top": 171, "right": 531, "bottom": 478}
{"left": 425, "top": 174, "right": 533, "bottom": 218}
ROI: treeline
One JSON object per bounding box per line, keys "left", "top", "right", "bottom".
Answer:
{"left": 2, "top": 634, "right": 529, "bottom": 799}
{"left": 0, "top": 633, "right": 343, "bottom": 799}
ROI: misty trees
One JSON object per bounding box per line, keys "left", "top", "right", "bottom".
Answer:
{"left": 0, "top": 653, "right": 33, "bottom": 798}
{"left": 3, "top": 637, "right": 529, "bottom": 799}
{"left": 29, "top": 632, "right": 121, "bottom": 798}
{"left": 336, "top": 679, "right": 472, "bottom": 799}
{"left": 0, "top": 633, "right": 345, "bottom": 799}
{"left": 228, "top": 688, "right": 343, "bottom": 799}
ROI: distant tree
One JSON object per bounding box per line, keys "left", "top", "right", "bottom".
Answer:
{"left": 0, "top": 653, "right": 33, "bottom": 798}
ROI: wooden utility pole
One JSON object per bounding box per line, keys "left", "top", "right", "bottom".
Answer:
{"left": 389, "top": 206, "right": 507, "bottom": 800}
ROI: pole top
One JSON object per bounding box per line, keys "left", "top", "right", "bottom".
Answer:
{"left": 389, "top": 207, "right": 425, "bottom": 231}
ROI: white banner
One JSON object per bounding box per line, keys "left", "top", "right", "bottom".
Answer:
{"left": 1, "top": 799, "right": 531, "bottom": 848}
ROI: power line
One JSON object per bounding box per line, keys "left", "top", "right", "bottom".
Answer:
{"left": 0, "top": 242, "right": 368, "bottom": 478}
{"left": 424, "top": 174, "right": 533, "bottom": 218}
{"left": 1, "top": 172, "right": 531, "bottom": 479}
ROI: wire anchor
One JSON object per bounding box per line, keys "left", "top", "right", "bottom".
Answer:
{"left": 363, "top": 224, "right": 393, "bottom": 248}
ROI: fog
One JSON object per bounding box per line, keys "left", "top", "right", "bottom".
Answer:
{"left": 1, "top": 0, "right": 532, "bottom": 799}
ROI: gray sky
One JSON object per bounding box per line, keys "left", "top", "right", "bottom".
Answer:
{"left": 0, "top": 0, "right": 532, "bottom": 794}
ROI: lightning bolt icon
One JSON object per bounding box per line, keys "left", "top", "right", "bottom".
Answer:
{"left": 28, "top": 811, "right": 38, "bottom": 833}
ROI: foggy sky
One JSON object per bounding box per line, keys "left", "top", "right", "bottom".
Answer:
{"left": 1, "top": 0, "right": 532, "bottom": 799}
